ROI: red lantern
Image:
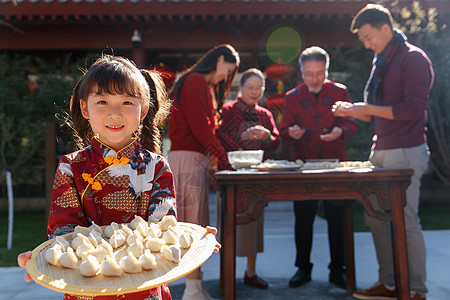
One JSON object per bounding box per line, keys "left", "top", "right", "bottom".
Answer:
{"left": 150, "top": 63, "right": 176, "bottom": 87}
{"left": 265, "top": 63, "right": 294, "bottom": 82}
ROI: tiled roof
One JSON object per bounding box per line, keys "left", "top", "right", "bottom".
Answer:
{"left": 0, "top": 0, "right": 369, "bottom": 23}
{"left": 1, "top": 0, "right": 448, "bottom": 22}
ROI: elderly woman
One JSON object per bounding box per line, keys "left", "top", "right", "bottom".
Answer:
{"left": 216, "top": 68, "right": 279, "bottom": 289}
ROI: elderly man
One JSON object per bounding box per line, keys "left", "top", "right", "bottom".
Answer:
{"left": 280, "top": 46, "right": 358, "bottom": 289}
{"left": 334, "top": 4, "right": 434, "bottom": 300}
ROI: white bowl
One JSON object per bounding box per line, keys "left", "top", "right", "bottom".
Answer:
{"left": 227, "top": 150, "right": 264, "bottom": 169}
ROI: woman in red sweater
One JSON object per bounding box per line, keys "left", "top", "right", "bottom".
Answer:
{"left": 168, "top": 44, "right": 240, "bottom": 300}
{"left": 217, "top": 68, "right": 279, "bottom": 289}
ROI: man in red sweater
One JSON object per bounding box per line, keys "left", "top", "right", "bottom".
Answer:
{"left": 280, "top": 46, "right": 358, "bottom": 289}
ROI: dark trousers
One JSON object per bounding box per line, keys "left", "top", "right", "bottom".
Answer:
{"left": 294, "top": 200, "right": 346, "bottom": 272}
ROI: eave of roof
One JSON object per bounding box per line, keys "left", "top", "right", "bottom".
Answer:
{"left": 0, "top": 0, "right": 379, "bottom": 22}
{"left": 1, "top": 0, "right": 448, "bottom": 23}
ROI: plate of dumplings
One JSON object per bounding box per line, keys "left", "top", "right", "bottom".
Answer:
{"left": 26, "top": 215, "right": 217, "bottom": 296}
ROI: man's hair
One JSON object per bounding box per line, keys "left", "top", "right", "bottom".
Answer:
{"left": 298, "top": 46, "right": 329, "bottom": 70}
{"left": 350, "top": 4, "right": 394, "bottom": 33}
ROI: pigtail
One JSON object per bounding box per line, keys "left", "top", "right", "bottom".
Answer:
{"left": 139, "top": 69, "right": 171, "bottom": 154}
{"left": 65, "top": 73, "right": 94, "bottom": 150}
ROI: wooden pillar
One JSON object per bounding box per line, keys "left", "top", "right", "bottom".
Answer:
{"left": 45, "top": 122, "right": 56, "bottom": 224}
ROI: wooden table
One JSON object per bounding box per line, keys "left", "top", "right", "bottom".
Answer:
{"left": 215, "top": 167, "right": 413, "bottom": 300}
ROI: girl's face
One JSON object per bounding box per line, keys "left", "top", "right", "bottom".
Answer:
{"left": 80, "top": 92, "right": 148, "bottom": 151}
{"left": 210, "top": 55, "right": 236, "bottom": 85}
{"left": 240, "top": 75, "right": 265, "bottom": 107}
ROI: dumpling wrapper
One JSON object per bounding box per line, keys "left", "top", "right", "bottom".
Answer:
{"left": 163, "top": 227, "right": 179, "bottom": 245}
{"left": 104, "top": 222, "right": 120, "bottom": 238}
{"left": 76, "top": 239, "right": 95, "bottom": 259}
{"left": 71, "top": 233, "right": 92, "bottom": 250}
{"left": 109, "top": 230, "right": 126, "bottom": 248}
{"left": 127, "top": 230, "right": 143, "bottom": 246}
{"left": 161, "top": 244, "right": 181, "bottom": 263}
{"left": 127, "top": 239, "right": 144, "bottom": 258}
{"left": 101, "top": 256, "right": 122, "bottom": 277}
{"left": 139, "top": 249, "right": 157, "bottom": 270}
{"left": 135, "top": 222, "right": 149, "bottom": 238}
{"left": 146, "top": 223, "right": 162, "bottom": 238}
{"left": 54, "top": 236, "right": 70, "bottom": 252}
{"left": 159, "top": 215, "right": 177, "bottom": 231}
{"left": 129, "top": 215, "right": 147, "bottom": 230}
{"left": 87, "top": 245, "right": 109, "bottom": 264}
{"left": 145, "top": 237, "right": 165, "bottom": 252}
{"left": 89, "top": 221, "right": 102, "bottom": 234}
{"left": 59, "top": 247, "right": 78, "bottom": 269}
{"left": 120, "top": 224, "right": 133, "bottom": 237}
{"left": 79, "top": 254, "right": 101, "bottom": 277}
{"left": 179, "top": 232, "right": 193, "bottom": 249}
{"left": 73, "top": 225, "right": 90, "bottom": 236}
{"left": 45, "top": 244, "right": 63, "bottom": 266}
{"left": 119, "top": 252, "right": 142, "bottom": 273}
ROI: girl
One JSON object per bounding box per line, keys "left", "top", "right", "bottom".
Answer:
{"left": 216, "top": 68, "right": 279, "bottom": 289}
{"left": 168, "top": 44, "right": 239, "bottom": 300}
{"left": 17, "top": 55, "right": 219, "bottom": 300}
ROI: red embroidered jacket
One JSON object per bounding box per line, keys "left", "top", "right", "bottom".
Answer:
{"left": 48, "top": 137, "right": 176, "bottom": 300}
{"left": 280, "top": 81, "right": 358, "bottom": 161}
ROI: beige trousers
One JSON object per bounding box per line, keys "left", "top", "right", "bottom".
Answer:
{"left": 168, "top": 151, "right": 210, "bottom": 227}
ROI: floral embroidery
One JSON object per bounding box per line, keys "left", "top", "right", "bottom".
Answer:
{"left": 82, "top": 173, "right": 102, "bottom": 191}
{"left": 104, "top": 156, "right": 129, "bottom": 166}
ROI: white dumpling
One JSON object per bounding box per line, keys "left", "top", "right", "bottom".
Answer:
{"left": 45, "top": 244, "right": 63, "bottom": 266}
{"left": 139, "top": 249, "right": 157, "bottom": 270}
{"left": 109, "top": 230, "right": 126, "bottom": 248}
{"left": 71, "top": 233, "right": 91, "bottom": 250}
{"left": 76, "top": 239, "right": 95, "bottom": 258}
{"left": 119, "top": 252, "right": 142, "bottom": 273}
{"left": 163, "top": 227, "right": 179, "bottom": 245}
{"left": 127, "top": 239, "right": 144, "bottom": 258}
{"left": 89, "top": 221, "right": 102, "bottom": 234}
{"left": 145, "top": 237, "right": 165, "bottom": 252}
{"left": 104, "top": 222, "right": 120, "bottom": 238}
{"left": 159, "top": 215, "right": 177, "bottom": 231}
{"left": 179, "top": 232, "right": 193, "bottom": 249}
{"left": 127, "top": 230, "right": 143, "bottom": 246}
{"left": 120, "top": 224, "right": 133, "bottom": 237}
{"left": 135, "top": 222, "right": 149, "bottom": 238}
{"left": 101, "top": 256, "right": 122, "bottom": 277}
{"left": 54, "top": 236, "right": 70, "bottom": 252}
{"left": 129, "top": 215, "right": 147, "bottom": 230}
{"left": 146, "top": 223, "right": 162, "bottom": 238}
{"left": 89, "top": 230, "right": 102, "bottom": 247}
{"left": 79, "top": 254, "right": 101, "bottom": 277}
{"left": 59, "top": 247, "right": 78, "bottom": 269}
{"left": 73, "top": 225, "right": 90, "bottom": 236}
{"left": 100, "top": 239, "right": 114, "bottom": 257}
{"left": 87, "top": 246, "right": 109, "bottom": 264}
{"left": 161, "top": 244, "right": 181, "bottom": 263}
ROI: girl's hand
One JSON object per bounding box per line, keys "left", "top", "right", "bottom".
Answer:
{"left": 206, "top": 226, "right": 222, "bottom": 253}
{"left": 17, "top": 251, "right": 33, "bottom": 282}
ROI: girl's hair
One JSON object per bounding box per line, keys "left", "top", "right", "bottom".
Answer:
{"left": 240, "top": 68, "right": 266, "bottom": 87}
{"left": 67, "top": 54, "right": 170, "bottom": 153}
{"left": 171, "top": 44, "right": 240, "bottom": 111}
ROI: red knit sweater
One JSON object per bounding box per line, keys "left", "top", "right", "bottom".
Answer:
{"left": 169, "top": 72, "right": 228, "bottom": 163}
